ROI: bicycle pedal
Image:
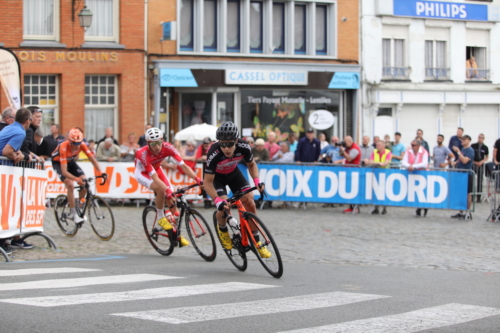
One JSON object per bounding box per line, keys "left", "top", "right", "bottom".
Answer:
{"left": 76, "top": 222, "right": 84, "bottom": 229}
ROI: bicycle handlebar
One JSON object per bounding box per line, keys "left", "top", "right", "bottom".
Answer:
{"left": 227, "top": 186, "right": 266, "bottom": 203}
{"left": 173, "top": 183, "right": 200, "bottom": 196}
{"left": 75, "top": 174, "right": 107, "bottom": 190}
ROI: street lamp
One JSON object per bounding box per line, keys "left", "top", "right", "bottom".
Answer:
{"left": 72, "top": 0, "right": 93, "bottom": 30}
{"left": 78, "top": 6, "right": 93, "bottom": 30}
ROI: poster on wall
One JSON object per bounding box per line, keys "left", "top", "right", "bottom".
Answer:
{"left": 0, "top": 47, "right": 22, "bottom": 110}
{"left": 241, "top": 90, "right": 340, "bottom": 140}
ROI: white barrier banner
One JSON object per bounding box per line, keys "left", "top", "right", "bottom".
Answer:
{"left": 45, "top": 161, "right": 203, "bottom": 199}
{"left": 0, "top": 165, "right": 47, "bottom": 238}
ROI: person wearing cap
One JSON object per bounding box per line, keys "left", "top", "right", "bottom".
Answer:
{"left": 196, "top": 137, "right": 213, "bottom": 208}
{"left": 252, "top": 138, "right": 270, "bottom": 162}
{"left": 391, "top": 132, "right": 405, "bottom": 165}
{"left": 451, "top": 134, "right": 474, "bottom": 220}
{"left": 295, "top": 129, "right": 320, "bottom": 163}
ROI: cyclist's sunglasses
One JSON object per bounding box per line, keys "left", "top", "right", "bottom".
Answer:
{"left": 149, "top": 141, "right": 163, "bottom": 147}
{"left": 220, "top": 141, "right": 236, "bottom": 148}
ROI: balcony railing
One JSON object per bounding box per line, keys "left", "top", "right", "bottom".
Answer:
{"left": 425, "top": 68, "right": 450, "bottom": 80}
{"left": 466, "top": 69, "right": 490, "bottom": 81}
{"left": 382, "top": 67, "right": 410, "bottom": 80}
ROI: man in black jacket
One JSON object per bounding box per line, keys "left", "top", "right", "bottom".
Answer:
{"left": 97, "top": 127, "right": 119, "bottom": 146}
{"left": 138, "top": 124, "right": 152, "bottom": 147}
{"left": 44, "top": 124, "right": 65, "bottom": 156}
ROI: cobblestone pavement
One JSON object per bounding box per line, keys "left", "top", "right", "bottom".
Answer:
{"left": 6, "top": 201, "right": 500, "bottom": 273}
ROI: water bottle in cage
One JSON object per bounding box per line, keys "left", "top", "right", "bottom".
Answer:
{"left": 227, "top": 216, "right": 240, "bottom": 235}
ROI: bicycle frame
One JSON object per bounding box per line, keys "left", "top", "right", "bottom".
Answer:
{"left": 75, "top": 175, "right": 107, "bottom": 218}
{"left": 229, "top": 195, "right": 270, "bottom": 251}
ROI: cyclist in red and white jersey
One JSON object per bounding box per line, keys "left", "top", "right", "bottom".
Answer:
{"left": 134, "top": 127, "right": 202, "bottom": 246}
{"left": 203, "top": 121, "right": 269, "bottom": 258}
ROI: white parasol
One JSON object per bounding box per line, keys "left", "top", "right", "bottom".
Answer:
{"left": 173, "top": 123, "right": 218, "bottom": 142}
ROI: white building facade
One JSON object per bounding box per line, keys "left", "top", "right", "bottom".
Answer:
{"left": 361, "top": 0, "right": 500, "bottom": 149}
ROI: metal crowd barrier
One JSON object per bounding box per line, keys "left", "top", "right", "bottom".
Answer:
{"left": 486, "top": 169, "right": 500, "bottom": 222}
{"left": 0, "top": 156, "right": 58, "bottom": 262}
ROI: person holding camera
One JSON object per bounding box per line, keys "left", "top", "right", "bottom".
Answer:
{"left": 319, "top": 136, "right": 344, "bottom": 164}
{"left": 339, "top": 136, "right": 362, "bottom": 213}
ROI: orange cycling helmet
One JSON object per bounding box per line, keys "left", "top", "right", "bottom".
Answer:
{"left": 68, "top": 128, "right": 84, "bottom": 144}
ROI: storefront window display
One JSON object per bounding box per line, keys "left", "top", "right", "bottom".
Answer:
{"left": 241, "top": 90, "right": 340, "bottom": 140}
{"left": 180, "top": 93, "right": 212, "bottom": 128}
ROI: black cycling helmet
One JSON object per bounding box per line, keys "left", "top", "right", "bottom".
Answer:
{"left": 216, "top": 121, "right": 239, "bottom": 140}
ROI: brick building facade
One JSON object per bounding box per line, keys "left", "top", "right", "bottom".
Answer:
{"left": 0, "top": 0, "right": 146, "bottom": 143}
{"left": 147, "top": 0, "right": 360, "bottom": 141}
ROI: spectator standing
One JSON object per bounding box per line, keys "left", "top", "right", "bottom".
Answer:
{"left": 384, "top": 134, "right": 393, "bottom": 151}
{"left": 138, "top": 124, "right": 152, "bottom": 147}
{"left": 391, "top": 132, "right": 405, "bottom": 165}
{"left": 0, "top": 106, "right": 16, "bottom": 131}
{"left": 451, "top": 135, "right": 474, "bottom": 219}
{"left": 466, "top": 56, "right": 478, "bottom": 79}
{"left": 97, "top": 127, "right": 119, "bottom": 146}
{"left": 365, "top": 140, "right": 392, "bottom": 215}
{"left": 34, "top": 128, "right": 51, "bottom": 159}
{"left": 360, "top": 135, "right": 374, "bottom": 165}
{"left": 471, "top": 133, "right": 489, "bottom": 202}
{"left": 0, "top": 108, "right": 31, "bottom": 165}
{"left": 120, "top": 132, "right": 140, "bottom": 162}
{"left": 402, "top": 139, "right": 429, "bottom": 217}
{"left": 179, "top": 140, "right": 197, "bottom": 173}
{"left": 288, "top": 133, "right": 298, "bottom": 153}
{"left": 252, "top": 138, "right": 270, "bottom": 162}
{"left": 339, "top": 136, "right": 362, "bottom": 214}
{"left": 320, "top": 136, "right": 344, "bottom": 164}
{"left": 318, "top": 133, "right": 329, "bottom": 150}
{"left": 196, "top": 137, "right": 212, "bottom": 208}
{"left": 271, "top": 141, "right": 295, "bottom": 163}
{"left": 448, "top": 127, "right": 464, "bottom": 160}
{"left": 295, "top": 128, "right": 320, "bottom": 163}
{"left": 416, "top": 129, "right": 430, "bottom": 156}
{"left": 433, "top": 134, "right": 454, "bottom": 168}
{"left": 372, "top": 136, "right": 380, "bottom": 148}
{"left": 96, "top": 138, "right": 121, "bottom": 161}
{"left": 44, "top": 124, "right": 65, "bottom": 156}
{"left": 264, "top": 131, "right": 280, "bottom": 159}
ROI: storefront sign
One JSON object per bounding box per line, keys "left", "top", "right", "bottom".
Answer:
{"left": 328, "top": 72, "right": 360, "bottom": 89}
{"left": 238, "top": 164, "right": 469, "bottom": 210}
{"left": 225, "top": 70, "right": 308, "bottom": 85}
{"left": 308, "top": 110, "right": 335, "bottom": 130}
{"left": 16, "top": 51, "right": 119, "bottom": 62}
{"left": 393, "top": 0, "right": 490, "bottom": 21}
{"left": 160, "top": 68, "right": 198, "bottom": 87}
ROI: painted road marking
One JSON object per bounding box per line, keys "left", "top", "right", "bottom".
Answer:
{"left": 0, "top": 274, "right": 181, "bottom": 291}
{"left": 279, "top": 303, "right": 500, "bottom": 332}
{"left": 111, "top": 292, "right": 389, "bottom": 324}
{"left": 0, "top": 267, "right": 100, "bottom": 277}
{"left": 0, "top": 282, "right": 277, "bottom": 307}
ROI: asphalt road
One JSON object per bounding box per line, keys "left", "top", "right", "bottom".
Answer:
{"left": 1, "top": 253, "right": 500, "bottom": 332}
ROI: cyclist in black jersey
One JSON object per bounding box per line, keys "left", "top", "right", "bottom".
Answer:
{"left": 204, "top": 121, "right": 270, "bottom": 258}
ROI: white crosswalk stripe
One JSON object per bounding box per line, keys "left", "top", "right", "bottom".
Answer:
{"left": 0, "top": 274, "right": 181, "bottom": 291}
{"left": 0, "top": 282, "right": 277, "bottom": 307}
{"left": 279, "top": 303, "right": 500, "bottom": 333}
{"left": 110, "top": 292, "right": 389, "bottom": 324}
{"left": 0, "top": 267, "right": 100, "bottom": 277}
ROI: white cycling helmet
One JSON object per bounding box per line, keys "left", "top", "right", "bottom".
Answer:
{"left": 145, "top": 127, "right": 163, "bottom": 142}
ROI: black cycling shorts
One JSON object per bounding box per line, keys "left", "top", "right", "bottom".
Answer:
{"left": 52, "top": 160, "right": 85, "bottom": 182}
{"left": 213, "top": 168, "right": 251, "bottom": 197}
{"left": 467, "top": 173, "right": 473, "bottom": 194}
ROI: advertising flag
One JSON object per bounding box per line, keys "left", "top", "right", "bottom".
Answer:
{"left": 0, "top": 47, "right": 22, "bottom": 110}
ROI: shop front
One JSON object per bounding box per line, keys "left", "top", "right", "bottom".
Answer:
{"left": 154, "top": 61, "right": 360, "bottom": 141}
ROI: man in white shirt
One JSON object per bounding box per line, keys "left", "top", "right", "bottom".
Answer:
{"left": 271, "top": 141, "right": 295, "bottom": 163}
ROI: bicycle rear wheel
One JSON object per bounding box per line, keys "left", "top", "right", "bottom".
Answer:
{"left": 244, "top": 212, "right": 283, "bottom": 278}
{"left": 213, "top": 211, "right": 247, "bottom": 271}
{"left": 88, "top": 196, "right": 115, "bottom": 241}
{"left": 186, "top": 209, "right": 216, "bottom": 262}
{"left": 143, "top": 206, "right": 174, "bottom": 256}
{"left": 54, "top": 195, "right": 78, "bottom": 237}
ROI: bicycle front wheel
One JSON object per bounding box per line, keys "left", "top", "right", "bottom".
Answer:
{"left": 185, "top": 208, "right": 216, "bottom": 262}
{"left": 143, "top": 206, "right": 174, "bottom": 256}
{"left": 54, "top": 195, "right": 78, "bottom": 237}
{"left": 213, "top": 211, "right": 247, "bottom": 271}
{"left": 244, "top": 212, "right": 283, "bottom": 278}
{"left": 88, "top": 196, "right": 115, "bottom": 241}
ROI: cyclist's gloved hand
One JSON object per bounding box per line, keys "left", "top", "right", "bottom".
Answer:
{"left": 253, "top": 178, "right": 265, "bottom": 191}
{"left": 195, "top": 177, "right": 203, "bottom": 186}
{"left": 166, "top": 189, "right": 174, "bottom": 201}
{"left": 214, "top": 197, "right": 227, "bottom": 211}
{"left": 76, "top": 178, "right": 85, "bottom": 186}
